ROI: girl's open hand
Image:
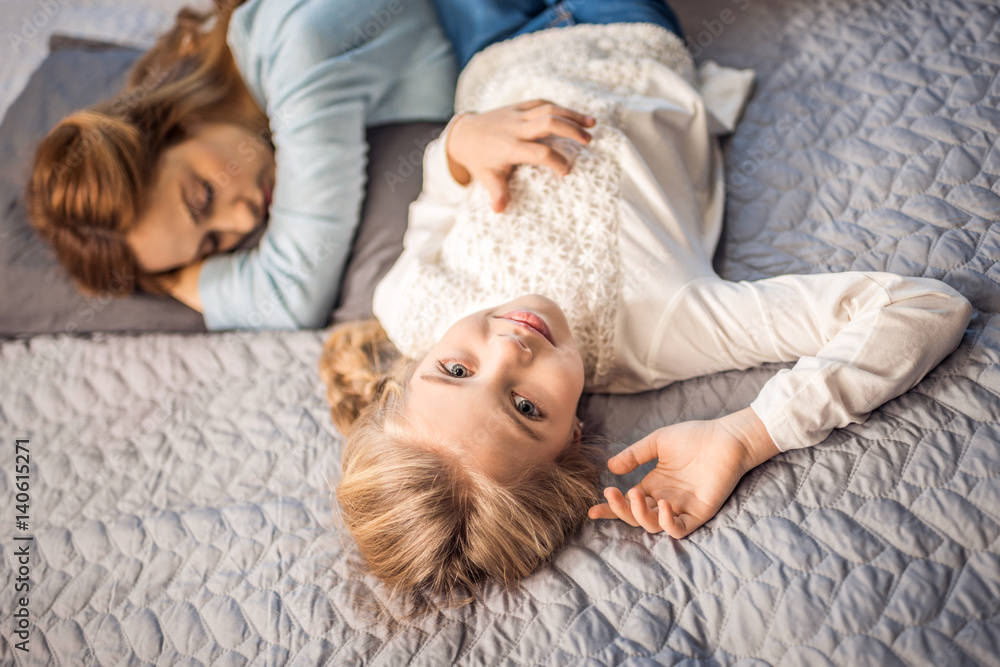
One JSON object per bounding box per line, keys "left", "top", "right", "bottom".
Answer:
{"left": 588, "top": 408, "right": 779, "bottom": 539}
{"left": 445, "top": 99, "right": 595, "bottom": 212}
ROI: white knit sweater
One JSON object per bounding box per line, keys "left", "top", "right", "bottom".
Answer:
{"left": 381, "top": 23, "right": 698, "bottom": 385}
{"left": 374, "top": 24, "right": 972, "bottom": 451}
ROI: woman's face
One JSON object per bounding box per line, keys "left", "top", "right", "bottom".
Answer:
{"left": 405, "top": 295, "right": 586, "bottom": 481}
{"left": 127, "top": 122, "right": 276, "bottom": 273}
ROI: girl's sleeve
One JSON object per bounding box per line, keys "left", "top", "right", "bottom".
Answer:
{"left": 372, "top": 116, "right": 471, "bottom": 342}
{"left": 651, "top": 272, "right": 973, "bottom": 451}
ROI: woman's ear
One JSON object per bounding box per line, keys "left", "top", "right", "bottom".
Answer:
{"left": 570, "top": 417, "right": 584, "bottom": 445}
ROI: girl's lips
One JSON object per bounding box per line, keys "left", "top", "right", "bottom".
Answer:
{"left": 496, "top": 310, "right": 555, "bottom": 346}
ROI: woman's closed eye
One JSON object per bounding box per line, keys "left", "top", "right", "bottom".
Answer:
{"left": 187, "top": 178, "right": 215, "bottom": 221}
{"left": 187, "top": 178, "right": 219, "bottom": 259}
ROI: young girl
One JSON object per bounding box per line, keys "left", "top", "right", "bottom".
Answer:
{"left": 27, "top": 0, "right": 585, "bottom": 330}
{"left": 321, "top": 8, "right": 973, "bottom": 605}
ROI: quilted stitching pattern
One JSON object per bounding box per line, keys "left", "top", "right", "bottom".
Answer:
{"left": 2, "top": 0, "right": 999, "bottom": 664}
{"left": 719, "top": 0, "right": 1000, "bottom": 317}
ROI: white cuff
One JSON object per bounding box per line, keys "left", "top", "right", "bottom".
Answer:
{"left": 423, "top": 112, "right": 474, "bottom": 202}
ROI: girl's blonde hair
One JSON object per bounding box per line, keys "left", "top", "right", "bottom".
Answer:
{"left": 320, "top": 319, "right": 604, "bottom": 609}
{"left": 26, "top": 0, "right": 269, "bottom": 296}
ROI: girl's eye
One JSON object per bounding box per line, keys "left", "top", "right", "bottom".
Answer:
{"left": 442, "top": 361, "right": 470, "bottom": 378}
{"left": 514, "top": 395, "right": 540, "bottom": 418}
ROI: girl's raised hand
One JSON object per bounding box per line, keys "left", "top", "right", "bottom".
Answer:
{"left": 587, "top": 408, "right": 779, "bottom": 539}
{"left": 445, "top": 99, "right": 595, "bottom": 212}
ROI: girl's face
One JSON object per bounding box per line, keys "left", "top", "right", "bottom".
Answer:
{"left": 406, "top": 295, "right": 586, "bottom": 481}
{"left": 127, "top": 122, "right": 276, "bottom": 273}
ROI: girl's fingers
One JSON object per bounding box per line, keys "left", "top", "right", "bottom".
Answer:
{"left": 658, "top": 500, "right": 696, "bottom": 540}
{"left": 629, "top": 489, "right": 663, "bottom": 534}
{"left": 604, "top": 487, "right": 640, "bottom": 527}
{"left": 527, "top": 115, "right": 593, "bottom": 145}
{"left": 519, "top": 142, "right": 571, "bottom": 176}
{"left": 517, "top": 99, "right": 596, "bottom": 129}
{"left": 588, "top": 503, "right": 617, "bottom": 520}
{"left": 608, "top": 431, "right": 661, "bottom": 475}
{"left": 596, "top": 488, "right": 697, "bottom": 540}
{"left": 515, "top": 98, "right": 550, "bottom": 111}
{"left": 657, "top": 500, "right": 683, "bottom": 539}
{"left": 478, "top": 170, "right": 511, "bottom": 212}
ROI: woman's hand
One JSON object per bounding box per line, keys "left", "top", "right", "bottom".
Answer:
{"left": 588, "top": 408, "right": 779, "bottom": 538}
{"left": 446, "top": 99, "right": 596, "bottom": 212}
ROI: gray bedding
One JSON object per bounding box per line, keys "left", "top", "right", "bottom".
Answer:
{"left": 2, "top": 0, "right": 999, "bottom": 664}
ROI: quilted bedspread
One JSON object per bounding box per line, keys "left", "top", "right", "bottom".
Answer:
{"left": 2, "top": 0, "right": 999, "bottom": 664}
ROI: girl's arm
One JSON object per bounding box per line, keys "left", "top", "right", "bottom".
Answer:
{"left": 591, "top": 272, "right": 973, "bottom": 536}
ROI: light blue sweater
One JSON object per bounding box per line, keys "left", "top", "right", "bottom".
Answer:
{"left": 197, "top": 0, "right": 457, "bottom": 329}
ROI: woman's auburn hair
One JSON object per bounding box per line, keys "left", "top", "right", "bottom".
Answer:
{"left": 26, "top": 0, "right": 269, "bottom": 296}
{"left": 320, "top": 319, "right": 605, "bottom": 610}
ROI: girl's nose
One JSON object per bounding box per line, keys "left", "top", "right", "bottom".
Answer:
{"left": 493, "top": 333, "right": 533, "bottom": 366}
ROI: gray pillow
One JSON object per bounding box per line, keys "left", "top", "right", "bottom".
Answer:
{"left": 0, "top": 34, "right": 444, "bottom": 335}
{"left": 331, "top": 120, "right": 444, "bottom": 325}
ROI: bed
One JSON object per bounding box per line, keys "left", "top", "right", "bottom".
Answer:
{"left": 1, "top": 0, "right": 998, "bottom": 664}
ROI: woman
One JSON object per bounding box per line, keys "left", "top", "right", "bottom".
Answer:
{"left": 320, "top": 4, "right": 972, "bottom": 609}
{"left": 26, "top": 0, "right": 592, "bottom": 330}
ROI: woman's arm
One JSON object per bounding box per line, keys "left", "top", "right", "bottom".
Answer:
{"left": 196, "top": 92, "right": 369, "bottom": 329}
{"left": 196, "top": 0, "right": 456, "bottom": 330}
{"left": 591, "top": 272, "right": 973, "bottom": 536}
